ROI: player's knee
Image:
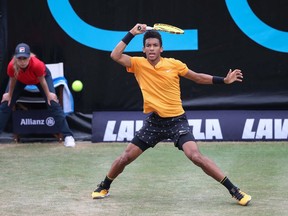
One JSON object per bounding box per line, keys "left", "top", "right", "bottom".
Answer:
{"left": 118, "top": 153, "right": 134, "bottom": 166}
{"left": 186, "top": 150, "right": 204, "bottom": 166}
{"left": 191, "top": 153, "right": 202, "bottom": 165}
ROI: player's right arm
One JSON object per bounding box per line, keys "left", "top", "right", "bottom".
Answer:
{"left": 110, "top": 23, "right": 146, "bottom": 67}
{"left": 110, "top": 41, "right": 131, "bottom": 67}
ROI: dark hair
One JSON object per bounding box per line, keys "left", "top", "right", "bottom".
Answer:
{"left": 143, "top": 30, "right": 163, "bottom": 47}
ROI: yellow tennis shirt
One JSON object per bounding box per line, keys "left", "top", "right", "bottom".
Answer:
{"left": 127, "top": 57, "right": 189, "bottom": 117}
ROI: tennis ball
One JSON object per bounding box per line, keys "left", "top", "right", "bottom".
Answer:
{"left": 72, "top": 80, "right": 83, "bottom": 92}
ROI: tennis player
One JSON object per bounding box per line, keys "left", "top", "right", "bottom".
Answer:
{"left": 0, "top": 43, "right": 75, "bottom": 147}
{"left": 92, "top": 24, "right": 251, "bottom": 205}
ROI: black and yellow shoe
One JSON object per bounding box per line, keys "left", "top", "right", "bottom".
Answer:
{"left": 230, "top": 187, "right": 251, "bottom": 206}
{"left": 91, "top": 181, "right": 110, "bottom": 199}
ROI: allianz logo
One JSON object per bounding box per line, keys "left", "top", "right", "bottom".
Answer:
{"left": 20, "top": 117, "right": 56, "bottom": 127}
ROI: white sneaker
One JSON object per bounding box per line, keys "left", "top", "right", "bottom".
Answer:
{"left": 64, "top": 136, "right": 76, "bottom": 147}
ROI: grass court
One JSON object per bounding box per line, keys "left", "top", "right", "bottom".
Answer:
{"left": 0, "top": 141, "right": 287, "bottom": 216}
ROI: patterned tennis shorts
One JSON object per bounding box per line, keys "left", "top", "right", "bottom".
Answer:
{"left": 131, "top": 112, "right": 195, "bottom": 151}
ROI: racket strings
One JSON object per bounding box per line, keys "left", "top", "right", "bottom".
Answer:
{"left": 154, "top": 24, "right": 184, "bottom": 34}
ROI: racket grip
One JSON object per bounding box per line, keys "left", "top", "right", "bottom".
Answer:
{"left": 137, "top": 25, "right": 153, "bottom": 31}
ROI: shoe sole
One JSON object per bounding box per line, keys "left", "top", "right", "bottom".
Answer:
{"left": 244, "top": 198, "right": 252, "bottom": 206}
{"left": 92, "top": 192, "right": 110, "bottom": 199}
{"left": 64, "top": 144, "right": 75, "bottom": 147}
{"left": 239, "top": 196, "right": 252, "bottom": 206}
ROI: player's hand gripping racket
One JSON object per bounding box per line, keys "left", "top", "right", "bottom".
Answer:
{"left": 138, "top": 23, "right": 184, "bottom": 34}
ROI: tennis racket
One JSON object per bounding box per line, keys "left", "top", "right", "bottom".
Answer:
{"left": 138, "top": 23, "right": 184, "bottom": 34}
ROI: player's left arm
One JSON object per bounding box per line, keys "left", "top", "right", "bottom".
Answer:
{"left": 183, "top": 69, "right": 243, "bottom": 84}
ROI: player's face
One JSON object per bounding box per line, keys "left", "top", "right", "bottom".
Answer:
{"left": 143, "top": 38, "right": 163, "bottom": 64}
{"left": 16, "top": 57, "right": 30, "bottom": 69}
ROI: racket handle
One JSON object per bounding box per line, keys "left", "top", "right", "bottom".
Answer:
{"left": 137, "top": 25, "right": 153, "bottom": 31}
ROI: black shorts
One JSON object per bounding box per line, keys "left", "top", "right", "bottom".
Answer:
{"left": 131, "top": 112, "right": 195, "bottom": 151}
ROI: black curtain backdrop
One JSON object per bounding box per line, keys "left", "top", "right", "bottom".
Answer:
{"left": 0, "top": 0, "right": 8, "bottom": 94}
{"left": 1, "top": 0, "right": 288, "bottom": 113}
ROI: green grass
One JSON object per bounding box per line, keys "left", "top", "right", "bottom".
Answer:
{"left": 0, "top": 141, "right": 287, "bottom": 216}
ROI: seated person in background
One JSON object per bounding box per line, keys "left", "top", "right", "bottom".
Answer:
{"left": 0, "top": 43, "right": 75, "bottom": 147}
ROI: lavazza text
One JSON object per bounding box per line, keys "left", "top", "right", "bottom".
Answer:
{"left": 102, "top": 118, "right": 288, "bottom": 141}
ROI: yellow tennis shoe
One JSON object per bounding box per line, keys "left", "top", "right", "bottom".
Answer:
{"left": 230, "top": 187, "right": 251, "bottom": 206}
{"left": 91, "top": 182, "right": 110, "bottom": 199}
{"left": 237, "top": 190, "right": 252, "bottom": 206}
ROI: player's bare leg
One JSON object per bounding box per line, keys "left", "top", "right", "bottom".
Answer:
{"left": 107, "top": 143, "right": 143, "bottom": 179}
{"left": 182, "top": 141, "right": 225, "bottom": 181}
{"left": 92, "top": 143, "right": 143, "bottom": 199}
{"left": 182, "top": 141, "right": 251, "bottom": 206}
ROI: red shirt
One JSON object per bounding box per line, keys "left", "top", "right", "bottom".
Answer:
{"left": 7, "top": 56, "right": 46, "bottom": 84}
